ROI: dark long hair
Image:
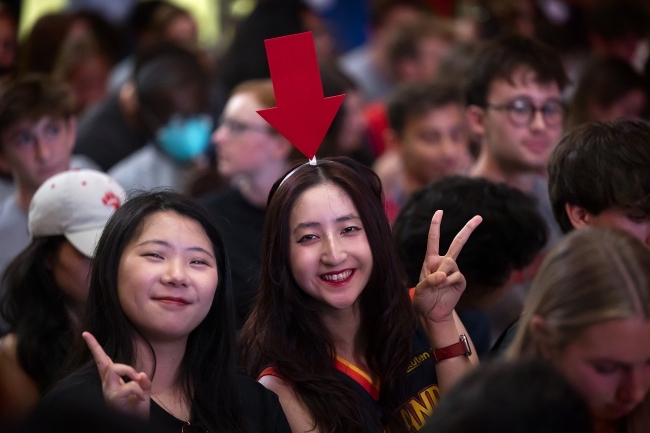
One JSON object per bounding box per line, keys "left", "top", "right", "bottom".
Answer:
{"left": 0, "top": 236, "right": 72, "bottom": 391}
{"left": 70, "top": 191, "right": 247, "bottom": 433}
{"left": 240, "top": 157, "right": 416, "bottom": 433}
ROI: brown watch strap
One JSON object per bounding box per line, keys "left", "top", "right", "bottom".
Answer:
{"left": 432, "top": 334, "right": 472, "bottom": 362}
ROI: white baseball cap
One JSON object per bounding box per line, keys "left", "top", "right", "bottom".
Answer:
{"left": 28, "top": 169, "right": 126, "bottom": 258}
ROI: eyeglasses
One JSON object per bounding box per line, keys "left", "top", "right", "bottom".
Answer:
{"left": 219, "top": 117, "right": 272, "bottom": 135}
{"left": 181, "top": 422, "right": 209, "bottom": 433}
{"left": 485, "top": 97, "right": 566, "bottom": 127}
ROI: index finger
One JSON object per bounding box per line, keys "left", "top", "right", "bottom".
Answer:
{"left": 445, "top": 215, "right": 483, "bottom": 260}
{"left": 82, "top": 331, "right": 113, "bottom": 371}
{"left": 424, "top": 210, "right": 443, "bottom": 258}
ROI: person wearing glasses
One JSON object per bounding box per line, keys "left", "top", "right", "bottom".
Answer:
{"left": 463, "top": 34, "right": 568, "bottom": 340}
{"left": 203, "top": 79, "right": 298, "bottom": 329}
{"left": 38, "top": 191, "right": 291, "bottom": 433}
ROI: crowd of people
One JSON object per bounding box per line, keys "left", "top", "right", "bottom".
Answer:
{"left": 0, "top": 0, "right": 649, "bottom": 432}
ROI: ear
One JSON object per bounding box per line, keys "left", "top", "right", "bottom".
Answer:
{"left": 383, "top": 128, "right": 402, "bottom": 154}
{"left": 119, "top": 82, "right": 138, "bottom": 117}
{"left": 565, "top": 203, "right": 591, "bottom": 229}
{"left": 466, "top": 105, "right": 486, "bottom": 137}
{"left": 270, "top": 135, "right": 293, "bottom": 160}
{"left": 530, "top": 315, "right": 557, "bottom": 359}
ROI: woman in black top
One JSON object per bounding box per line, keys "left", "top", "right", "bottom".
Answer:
{"left": 42, "top": 191, "right": 290, "bottom": 433}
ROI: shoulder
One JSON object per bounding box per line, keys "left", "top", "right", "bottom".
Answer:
{"left": 0, "top": 197, "right": 24, "bottom": 225}
{"left": 39, "top": 363, "right": 104, "bottom": 410}
{"left": 0, "top": 333, "right": 41, "bottom": 422}
{"left": 108, "top": 144, "right": 166, "bottom": 191}
{"left": 233, "top": 374, "right": 292, "bottom": 433}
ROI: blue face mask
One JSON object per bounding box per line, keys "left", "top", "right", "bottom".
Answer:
{"left": 157, "top": 115, "right": 213, "bottom": 162}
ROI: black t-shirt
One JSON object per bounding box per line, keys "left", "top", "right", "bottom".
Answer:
{"left": 202, "top": 188, "right": 265, "bottom": 329}
{"left": 39, "top": 363, "right": 291, "bottom": 433}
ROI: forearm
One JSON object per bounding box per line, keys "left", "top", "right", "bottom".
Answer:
{"left": 422, "top": 310, "right": 479, "bottom": 394}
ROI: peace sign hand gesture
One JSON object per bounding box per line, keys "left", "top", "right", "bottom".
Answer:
{"left": 412, "top": 210, "right": 482, "bottom": 326}
{"left": 82, "top": 331, "right": 151, "bottom": 419}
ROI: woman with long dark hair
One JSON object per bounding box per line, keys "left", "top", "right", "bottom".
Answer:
{"left": 240, "top": 157, "right": 481, "bottom": 433}
{"left": 0, "top": 169, "right": 125, "bottom": 425}
{"left": 41, "top": 191, "right": 290, "bottom": 433}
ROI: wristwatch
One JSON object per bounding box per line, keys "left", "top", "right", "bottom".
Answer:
{"left": 432, "top": 334, "right": 472, "bottom": 362}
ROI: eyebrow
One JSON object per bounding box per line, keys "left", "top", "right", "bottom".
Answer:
{"left": 293, "top": 214, "right": 361, "bottom": 233}
{"left": 135, "top": 239, "right": 215, "bottom": 259}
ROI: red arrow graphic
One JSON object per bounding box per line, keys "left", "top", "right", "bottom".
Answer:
{"left": 257, "top": 31, "right": 345, "bottom": 160}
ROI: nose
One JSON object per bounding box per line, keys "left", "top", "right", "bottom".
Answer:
{"left": 321, "top": 234, "right": 347, "bottom": 266}
{"left": 212, "top": 124, "right": 228, "bottom": 149}
{"left": 440, "top": 135, "right": 460, "bottom": 159}
{"left": 161, "top": 258, "right": 190, "bottom": 287}
{"left": 34, "top": 134, "right": 52, "bottom": 161}
{"left": 617, "top": 369, "right": 649, "bottom": 407}
{"left": 529, "top": 108, "right": 546, "bottom": 131}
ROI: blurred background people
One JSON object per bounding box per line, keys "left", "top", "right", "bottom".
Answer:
{"left": 549, "top": 120, "right": 650, "bottom": 247}
{"left": 393, "top": 176, "right": 547, "bottom": 357}
{"left": 421, "top": 359, "right": 593, "bottom": 433}
{"left": 0, "top": 74, "right": 97, "bottom": 280}
{"left": 52, "top": 35, "right": 114, "bottom": 115}
{"left": 107, "top": 43, "right": 212, "bottom": 194}
{"left": 339, "top": 0, "right": 431, "bottom": 102}
{"left": 0, "top": 169, "right": 124, "bottom": 426}
{"left": 202, "top": 79, "right": 296, "bottom": 329}
{"left": 507, "top": 227, "right": 650, "bottom": 433}
{"left": 0, "top": 4, "right": 17, "bottom": 78}
{"left": 567, "top": 58, "right": 647, "bottom": 130}
{"left": 378, "top": 81, "right": 472, "bottom": 221}
{"left": 318, "top": 64, "right": 374, "bottom": 166}
{"left": 465, "top": 34, "right": 568, "bottom": 339}
{"left": 217, "top": 0, "right": 334, "bottom": 96}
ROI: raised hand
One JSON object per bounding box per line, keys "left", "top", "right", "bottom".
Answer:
{"left": 412, "top": 210, "right": 482, "bottom": 325}
{"left": 82, "top": 331, "right": 151, "bottom": 419}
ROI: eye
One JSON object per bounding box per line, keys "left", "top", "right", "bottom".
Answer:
{"left": 341, "top": 226, "right": 362, "bottom": 235}
{"left": 449, "top": 128, "right": 466, "bottom": 143}
{"left": 510, "top": 99, "right": 532, "bottom": 115}
{"left": 13, "top": 132, "right": 34, "bottom": 147}
{"left": 224, "top": 119, "right": 246, "bottom": 134}
{"left": 593, "top": 362, "right": 620, "bottom": 375}
{"left": 626, "top": 213, "right": 648, "bottom": 223}
{"left": 418, "top": 130, "right": 441, "bottom": 144}
{"left": 144, "top": 252, "right": 164, "bottom": 259}
{"left": 297, "top": 234, "right": 319, "bottom": 243}
{"left": 43, "top": 122, "right": 62, "bottom": 138}
{"left": 190, "top": 259, "right": 209, "bottom": 266}
{"left": 542, "top": 101, "right": 564, "bottom": 115}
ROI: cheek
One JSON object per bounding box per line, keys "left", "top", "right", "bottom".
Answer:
{"left": 566, "top": 364, "right": 613, "bottom": 400}
{"left": 289, "top": 246, "right": 308, "bottom": 286}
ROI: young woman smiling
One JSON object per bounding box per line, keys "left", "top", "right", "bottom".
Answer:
{"left": 241, "top": 157, "right": 481, "bottom": 433}
{"left": 40, "top": 191, "right": 290, "bottom": 433}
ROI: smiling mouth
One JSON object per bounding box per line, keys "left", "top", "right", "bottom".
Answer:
{"left": 320, "top": 269, "right": 354, "bottom": 283}
{"left": 153, "top": 297, "right": 190, "bottom": 306}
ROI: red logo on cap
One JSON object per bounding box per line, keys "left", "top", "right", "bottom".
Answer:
{"left": 102, "top": 192, "right": 121, "bottom": 210}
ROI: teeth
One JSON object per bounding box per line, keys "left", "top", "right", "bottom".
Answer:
{"left": 321, "top": 270, "right": 352, "bottom": 282}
